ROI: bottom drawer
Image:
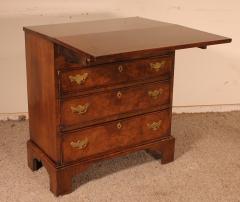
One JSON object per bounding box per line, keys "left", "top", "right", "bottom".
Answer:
{"left": 62, "top": 109, "right": 171, "bottom": 163}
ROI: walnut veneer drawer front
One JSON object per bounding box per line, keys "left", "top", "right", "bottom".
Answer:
{"left": 60, "top": 56, "right": 172, "bottom": 95}
{"left": 62, "top": 109, "right": 171, "bottom": 163}
{"left": 61, "top": 80, "right": 170, "bottom": 129}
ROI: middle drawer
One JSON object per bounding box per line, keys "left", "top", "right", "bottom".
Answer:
{"left": 61, "top": 80, "right": 170, "bottom": 130}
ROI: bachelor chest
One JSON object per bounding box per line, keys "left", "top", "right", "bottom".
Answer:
{"left": 24, "top": 17, "right": 231, "bottom": 196}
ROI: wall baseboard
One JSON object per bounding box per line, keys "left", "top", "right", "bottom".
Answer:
{"left": 0, "top": 112, "right": 29, "bottom": 121}
{"left": 172, "top": 104, "right": 240, "bottom": 113}
{"left": 0, "top": 104, "right": 239, "bottom": 120}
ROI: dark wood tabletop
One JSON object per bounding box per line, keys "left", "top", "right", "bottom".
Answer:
{"left": 24, "top": 17, "right": 232, "bottom": 59}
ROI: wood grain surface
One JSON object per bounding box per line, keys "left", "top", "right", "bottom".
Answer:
{"left": 61, "top": 80, "right": 170, "bottom": 130}
{"left": 62, "top": 109, "right": 171, "bottom": 163}
{"left": 24, "top": 17, "right": 231, "bottom": 60}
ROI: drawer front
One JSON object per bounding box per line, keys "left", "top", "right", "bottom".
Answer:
{"left": 61, "top": 81, "right": 170, "bottom": 129}
{"left": 62, "top": 109, "right": 171, "bottom": 163}
{"left": 60, "top": 56, "right": 172, "bottom": 95}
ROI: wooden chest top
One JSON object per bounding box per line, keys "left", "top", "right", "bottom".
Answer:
{"left": 23, "top": 17, "right": 231, "bottom": 61}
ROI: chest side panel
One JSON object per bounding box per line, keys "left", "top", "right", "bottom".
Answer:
{"left": 25, "top": 32, "right": 60, "bottom": 163}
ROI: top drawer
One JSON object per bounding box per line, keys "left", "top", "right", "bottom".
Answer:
{"left": 59, "top": 56, "right": 173, "bottom": 96}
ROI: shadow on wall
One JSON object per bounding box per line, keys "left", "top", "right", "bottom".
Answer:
{"left": 173, "top": 46, "right": 240, "bottom": 107}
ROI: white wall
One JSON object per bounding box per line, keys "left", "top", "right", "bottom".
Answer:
{"left": 0, "top": 0, "right": 239, "bottom": 117}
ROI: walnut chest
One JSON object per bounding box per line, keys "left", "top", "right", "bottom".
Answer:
{"left": 23, "top": 17, "right": 231, "bottom": 196}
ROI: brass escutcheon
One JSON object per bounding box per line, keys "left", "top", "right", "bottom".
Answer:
{"left": 150, "top": 61, "right": 166, "bottom": 72}
{"left": 71, "top": 103, "right": 89, "bottom": 115}
{"left": 118, "top": 65, "right": 123, "bottom": 72}
{"left": 117, "top": 122, "right": 122, "bottom": 129}
{"left": 70, "top": 138, "right": 88, "bottom": 149}
{"left": 117, "top": 91, "right": 122, "bottom": 99}
{"left": 69, "top": 73, "right": 88, "bottom": 85}
{"left": 148, "top": 89, "right": 163, "bottom": 99}
{"left": 147, "top": 120, "right": 162, "bottom": 131}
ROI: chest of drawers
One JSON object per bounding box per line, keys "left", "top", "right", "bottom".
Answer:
{"left": 24, "top": 17, "right": 231, "bottom": 196}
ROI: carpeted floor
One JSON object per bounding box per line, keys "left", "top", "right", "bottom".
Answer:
{"left": 0, "top": 112, "right": 240, "bottom": 202}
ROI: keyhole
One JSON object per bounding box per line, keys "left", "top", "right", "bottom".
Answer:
{"left": 117, "top": 91, "right": 122, "bottom": 99}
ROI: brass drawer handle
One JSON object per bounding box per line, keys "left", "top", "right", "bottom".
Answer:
{"left": 117, "top": 122, "right": 122, "bottom": 129}
{"left": 69, "top": 73, "right": 88, "bottom": 85}
{"left": 148, "top": 89, "right": 163, "bottom": 99}
{"left": 147, "top": 120, "right": 162, "bottom": 131}
{"left": 70, "top": 138, "right": 88, "bottom": 149}
{"left": 118, "top": 65, "right": 123, "bottom": 72}
{"left": 150, "top": 61, "right": 165, "bottom": 72}
{"left": 71, "top": 103, "right": 89, "bottom": 114}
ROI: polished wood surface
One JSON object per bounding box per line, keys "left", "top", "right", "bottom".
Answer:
{"left": 24, "top": 17, "right": 231, "bottom": 196}
{"left": 60, "top": 56, "right": 173, "bottom": 95}
{"left": 24, "top": 17, "right": 231, "bottom": 60}
{"left": 62, "top": 109, "right": 171, "bottom": 163}
{"left": 58, "top": 25, "right": 231, "bottom": 58}
{"left": 24, "top": 17, "right": 167, "bottom": 37}
{"left": 61, "top": 80, "right": 170, "bottom": 129}
{"left": 25, "top": 32, "right": 60, "bottom": 163}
